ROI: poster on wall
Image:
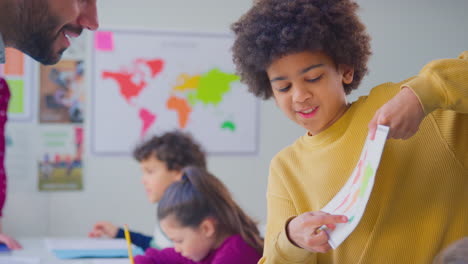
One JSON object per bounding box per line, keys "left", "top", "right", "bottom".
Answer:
{"left": 0, "top": 48, "right": 35, "bottom": 122}
{"left": 5, "top": 124, "right": 34, "bottom": 181}
{"left": 39, "top": 59, "right": 85, "bottom": 123}
{"left": 92, "top": 29, "right": 259, "bottom": 155}
{"left": 37, "top": 126, "right": 83, "bottom": 191}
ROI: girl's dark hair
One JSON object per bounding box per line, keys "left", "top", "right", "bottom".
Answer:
{"left": 158, "top": 166, "right": 263, "bottom": 254}
{"left": 133, "top": 131, "right": 206, "bottom": 171}
{"left": 231, "top": 0, "right": 372, "bottom": 99}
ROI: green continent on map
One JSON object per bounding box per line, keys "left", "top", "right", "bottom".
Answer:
{"left": 193, "top": 68, "right": 239, "bottom": 106}
{"left": 221, "top": 121, "right": 236, "bottom": 132}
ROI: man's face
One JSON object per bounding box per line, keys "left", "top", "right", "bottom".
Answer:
{"left": 14, "top": 0, "right": 98, "bottom": 65}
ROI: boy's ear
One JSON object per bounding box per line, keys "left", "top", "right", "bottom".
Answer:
{"left": 199, "top": 218, "right": 216, "bottom": 238}
{"left": 174, "top": 170, "right": 184, "bottom": 181}
{"left": 340, "top": 64, "right": 354, "bottom": 85}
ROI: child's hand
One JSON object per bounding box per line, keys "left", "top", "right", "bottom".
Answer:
{"left": 368, "top": 87, "right": 425, "bottom": 140}
{"left": 286, "top": 211, "right": 348, "bottom": 253}
{"left": 88, "top": 221, "right": 119, "bottom": 238}
{"left": 0, "top": 233, "right": 22, "bottom": 250}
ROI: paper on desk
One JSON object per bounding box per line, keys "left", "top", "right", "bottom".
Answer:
{"left": 45, "top": 238, "right": 143, "bottom": 259}
{"left": 46, "top": 238, "right": 132, "bottom": 250}
{"left": 0, "top": 256, "right": 40, "bottom": 264}
{"left": 321, "top": 125, "right": 389, "bottom": 249}
{"left": 93, "top": 259, "right": 131, "bottom": 264}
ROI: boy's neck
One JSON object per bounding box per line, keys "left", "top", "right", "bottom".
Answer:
{"left": 308, "top": 102, "right": 352, "bottom": 136}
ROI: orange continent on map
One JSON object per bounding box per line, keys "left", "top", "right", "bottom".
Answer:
{"left": 167, "top": 96, "right": 192, "bottom": 128}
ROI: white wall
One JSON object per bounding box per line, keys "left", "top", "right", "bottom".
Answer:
{"left": 3, "top": 0, "right": 468, "bottom": 237}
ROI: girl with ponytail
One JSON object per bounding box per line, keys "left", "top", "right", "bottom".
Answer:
{"left": 135, "top": 166, "right": 263, "bottom": 264}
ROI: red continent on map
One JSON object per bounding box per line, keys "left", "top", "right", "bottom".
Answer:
{"left": 102, "top": 58, "right": 165, "bottom": 103}
{"left": 145, "top": 59, "right": 164, "bottom": 78}
{"left": 102, "top": 71, "right": 147, "bottom": 102}
{"left": 139, "top": 108, "right": 156, "bottom": 138}
{"left": 134, "top": 58, "right": 164, "bottom": 78}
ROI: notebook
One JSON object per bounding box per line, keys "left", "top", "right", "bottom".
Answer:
{"left": 45, "top": 238, "right": 143, "bottom": 259}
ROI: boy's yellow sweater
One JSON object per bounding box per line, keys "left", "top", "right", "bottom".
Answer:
{"left": 260, "top": 52, "right": 468, "bottom": 264}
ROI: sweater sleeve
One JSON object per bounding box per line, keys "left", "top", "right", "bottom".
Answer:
{"left": 259, "top": 159, "right": 317, "bottom": 264}
{"left": 403, "top": 51, "right": 468, "bottom": 168}
{"left": 134, "top": 247, "right": 194, "bottom": 264}
{"left": 0, "top": 78, "right": 8, "bottom": 217}
{"left": 116, "top": 228, "right": 153, "bottom": 251}
{"left": 403, "top": 51, "right": 468, "bottom": 114}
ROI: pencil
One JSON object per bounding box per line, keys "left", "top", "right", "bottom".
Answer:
{"left": 123, "top": 224, "right": 135, "bottom": 264}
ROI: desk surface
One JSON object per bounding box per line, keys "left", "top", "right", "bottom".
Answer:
{"left": 8, "top": 238, "right": 130, "bottom": 264}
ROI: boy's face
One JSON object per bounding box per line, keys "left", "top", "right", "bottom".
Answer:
{"left": 160, "top": 215, "right": 216, "bottom": 262}
{"left": 140, "top": 156, "right": 182, "bottom": 203}
{"left": 267, "top": 51, "right": 353, "bottom": 135}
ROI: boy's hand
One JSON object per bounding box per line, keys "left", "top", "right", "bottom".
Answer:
{"left": 0, "top": 233, "right": 22, "bottom": 250}
{"left": 88, "top": 221, "right": 119, "bottom": 238}
{"left": 368, "top": 87, "right": 425, "bottom": 140}
{"left": 286, "top": 211, "right": 348, "bottom": 253}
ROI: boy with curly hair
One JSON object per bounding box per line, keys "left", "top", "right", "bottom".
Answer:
{"left": 433, "top": 237, "right": 468, "bottom": 264}
{"left": 89, "top": 131, "right": 206, "bottom": 251}
{"left": 232, "top": 0, "right": 468, "bottom": 263}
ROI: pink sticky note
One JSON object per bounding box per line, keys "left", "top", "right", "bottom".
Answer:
{"left": 95, "top": 31, "right": 114, "bottom": 51}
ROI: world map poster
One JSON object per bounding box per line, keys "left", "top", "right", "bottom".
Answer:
{"left": 92, "top": 30, "right": 258, "bottom": 155}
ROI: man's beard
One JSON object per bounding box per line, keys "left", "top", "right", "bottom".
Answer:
{"left": 19, "top": 26, "right": 63, "bottom": 65}
{"left": 13, "top": 2, "right": 78, "bottom": 65}
{"left": 20, "top": 24, "right": 83, "bottom": 65}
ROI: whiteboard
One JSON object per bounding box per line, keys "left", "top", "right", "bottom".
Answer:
{"left": 91, "top": 29, "right": 259, "bottom": 155}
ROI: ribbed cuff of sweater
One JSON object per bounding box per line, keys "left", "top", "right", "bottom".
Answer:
{"left": 403, "top": 51, "right": 468, "bottom": 115}
{"left": 402, "top": 73, "right": 442, "bottom": 115}
{"left": 274, "top": 218, "right": 314, "bottom": 263}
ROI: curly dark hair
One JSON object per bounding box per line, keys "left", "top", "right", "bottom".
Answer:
{"left": 231, "top": 0, "right": 372, "bottom": 99}
{"left": 133, "top": 131, "right": 206, "bottom": 171}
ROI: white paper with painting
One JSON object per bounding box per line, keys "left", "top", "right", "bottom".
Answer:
{"left": 321, "top": 125, "right": 389, "bottom": 249}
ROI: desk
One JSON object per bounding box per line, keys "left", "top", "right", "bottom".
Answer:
{"left": 9, "top": 238, "right": 129, "bottom": 264}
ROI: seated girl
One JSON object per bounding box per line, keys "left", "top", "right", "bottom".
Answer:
{"left": 135, "top": 166, "right": 263, "bottom": 264}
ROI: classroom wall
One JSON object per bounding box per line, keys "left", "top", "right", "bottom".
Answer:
{"left": 3, "top": 0, "right": 468, "bottom": 238}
